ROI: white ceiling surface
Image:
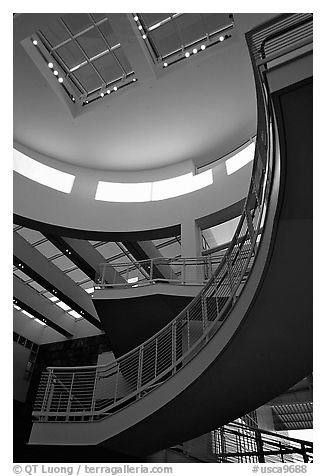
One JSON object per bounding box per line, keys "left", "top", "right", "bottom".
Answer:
{"left": 13, "top": 13, "right": 276, "bottom": 173}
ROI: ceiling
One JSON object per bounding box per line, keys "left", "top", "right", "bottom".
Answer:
{"left": 13, "top": 13, "right": 277, "bottom": 172}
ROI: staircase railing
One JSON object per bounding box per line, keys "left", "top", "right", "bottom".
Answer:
{"left": 32, "top": 13, "right": 312, "bottom": 424}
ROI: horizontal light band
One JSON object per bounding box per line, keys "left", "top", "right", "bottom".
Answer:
{"left": 13, "top": 149, "right": 75, "bottom": 193}
{"left": 95, "top": 170, "right": 213, "bottom": 203}
{"left": 225, "top": 142, "right": 255, "bottom": 175}
{"left": 96, "top": 180, "right": 152, "bottom": 202}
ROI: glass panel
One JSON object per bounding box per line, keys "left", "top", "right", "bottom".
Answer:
{"left": 40, "top": 20, "right": 70, "bottom": 47}
{"left": 202, "top": 216, "right": 241, "bottom": 249}
{"left": 77, "top": 29, "right": 107, "bottom": 59}
{"left": 113, "top": 47, "right": 133, "bottom": 74}
{"left": 66, "top": 268, "right": 89, "bottom": 283}
{"left": 200, "top": 13, "right": 232, "bottom": 36}
{"left": 93, "top": 54, "right": 124, "bottom": 84}
{"left": 91, "top": 13, "right": 107, "bottom": 23}
{"left": 28, "top": 281, "right": 46, "bottom": 292}
{"left": 51, "top": 255, "right": 76, "bottom": 271}
{"left": 95, "top": 242, "right": 122, "bottom": 259}
{"left": 56, "top": 42, "right": 85, "bottom": 69}
{"left": 73, "top": 63, "right": 102, "bottom": 92}
{"left": 62, "top": 14, "right": 92, "bottom": 34}
{"left": 174, "top": 14, "right": 206, "bottom": 46}
{"left": 98, "top": 20, "right": 119, "bottom": 47}
{"left": 13, "top": 269, "right": 30, "bottom": 281}
{"left": 16, "top": 228, "right": 44, "bottom": 244}
{"left": 150, "top": 21, "right": 180, "bottom": 57}
{"left": 35, "top": 241, "right": 60, "bottom": 258}
{"left": 141, "top": 13, "right": 171, "bottom": 29}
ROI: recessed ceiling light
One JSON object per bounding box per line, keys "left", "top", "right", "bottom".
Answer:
{"left": 201, "top": 45, "right": 206, "bottom": 50}
{"left": 185, "top": 52, "right": 190, "bottom": 58}
{"left": 58, "top": 77, "right": 63, "bottom": 83}
{"left": 48, "top": 62, "right": 54, "bottom": 68}
{"left": 113, "top": 86, "right": 118, "bottom": 91}
{"left": 138, "top": 25, "right": 143, "bottom": 30}
{"left": 163, "top": 62, "right": 168, "bottom": 67}
{"left": 132, "top": 78, "right": 136, "bottom": 82}
{"left": 32, "top": 40, "right": 38, "bottom": 45}
{"left": 100, "top": 93, "right": 104, "bottom": 97}
{"left": 142, "top": 34, "right": 147, "bottom": 39}
{"left": 219, "top": 36, "right": 225, "bottom": 41}
{"left": 53, "top": 70, "right": 58, "bottom": 76}
{"left": 107, "top": 90, "right": 111, "bottom": 94}
{"left": 134, "top": 16, "right": 138, "bottom": 21}
{"left": 193, "top": 48, "right": 198, "bottom": 54}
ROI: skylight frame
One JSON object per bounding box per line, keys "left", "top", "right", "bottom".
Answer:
{"left": 26, "top": 14, "right": 137, "bottom": 111}
{"left": 134, "top": 13, "right": 235, "bottom": 68}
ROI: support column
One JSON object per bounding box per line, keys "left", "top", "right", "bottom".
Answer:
{"left": 181, "top": 219, "right": 203, "bottom": 283}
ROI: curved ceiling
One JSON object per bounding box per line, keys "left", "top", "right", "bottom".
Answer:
{"left": 14, "top": 13, "right": 276, "bottom": 173}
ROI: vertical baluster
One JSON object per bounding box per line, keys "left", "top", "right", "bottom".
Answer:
{"left": 101, "top": 264, "right": 105, "bottom": 287}
{"left": 90, "top": 368, "right": 98, "bottom": 420}
{"left": 113, "top": 364, "right": 120, "bottom": 403}
{"left": 182, "top": 258, "right": 186, "bottom": 284}
{"left": 150, "top": 259, "right": 154, "bottom": 284}
{"left": 186, "top": 310, "right": 190, "bottom": 351}
{"left": 154, "top": 339, "right": 158, "bottom": 379}
{"left": 172, "top": 321, "right": 176, "bottom": 374}
{"left": 66, "top": 372, "right": 75, "bottom": 421}
{"left": 137, "top": 346, "right": 144, "bottom": 395}
{"left": 41, "top": 369, "right": 53, "bottom": 417}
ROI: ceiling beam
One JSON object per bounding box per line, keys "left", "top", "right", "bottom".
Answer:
{"left": 44, "top": 234, "right": 126, "bottom": 284}
{"left": 14, "top": 275, "right": 73, "bottom": 338}
{"left": 14, "top": 232, "right": 103, "bottom": 330}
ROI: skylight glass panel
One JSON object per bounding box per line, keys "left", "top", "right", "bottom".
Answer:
{"left": 33, "top": 14, "right": 136, "bottom": 107}
{"left": 66, "top": 268, "right": 89, "bottom": 283}
{"left": 56, "top": 301, "right": 71, "bottom": 311}
{"left": 151, "top": 170, "right": 213, "bottom": 201}
{"left": 14, "top": 149, "right": 75, "bottom": 193}
{"left": 225, "top": 142, "right": 255, "bottom": 175}
{"left": 22, "top": 310, "right": 35, "bottom": 319}
{"left": 35, "top": 240, "right": 60, "bottom": 258}
{"left": 136, "top": 13, "right": 234, "bottom": 64}
{"left": 51, "top": 255, "right": 76, "bottom": 272}
{"left": 85, "top": 287, "right": 94, "bottom": 294}
{"left": 14, "top": 304, "right": 22, "bottom": 311}
{"left": 13, "top": 269, "right": 30, "bottom": 282}
{"left": 68, "top": 310, "right": 82, "bottom": 319}
{"left": 95, "top": 242, "right": 122, "bottom": 259}
{"left": 95, "top": 181, "right": 152, "bottom": 202}
{"left": 34, "top": 318, "right": 47, "bottom": 326}
{"left": 28, "top": 281, "right": 46, "bottom": 292}
{"left": 49, "top": 296, "right": 59, "bottom": 302}
{"left": 16, "top": 227, "right": 44, "bottom": 245}
{"left": 127, "top": 276, "right": 139, "bottom": 284}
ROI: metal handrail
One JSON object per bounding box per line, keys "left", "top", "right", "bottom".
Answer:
{"left": 32, "top": 14, "right": 312, "bottom": 423}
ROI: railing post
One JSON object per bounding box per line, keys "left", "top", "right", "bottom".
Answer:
{"left": 301, "top": 443, "right": 309, "bottom": 463}
{"left": 182, "top": 258, "right": 186, "bottom": 284}
{"left": 186, "top": 310, "right": 190, "bottom": 351}
{"left": 201, "top": 294, "right": 208, "bottom": 334}
{"left": 172, "top": 321, "right": 176, "bottom": 374}
{"left": 150, "top": 259, "right": 154, "bottom": 284}
{"left": 100, "top": 264, "right": 105, "bottom": 287}
{"left": 41, "top": 369, "right": 53, "bottom": 417}
{"left": 137, "top": 346, "right": 144, "bottom": 395}
{"left": 66, "top": 372, "right": 75, "bottom": 421}
{"left": 154, "top": 339, "right": 158, "bottom": 378}
{"left": 113, "top": 364, "right": 120, "bottom": 403}
{"left": 90, "top": 369, "right": 98, "bottom": 419}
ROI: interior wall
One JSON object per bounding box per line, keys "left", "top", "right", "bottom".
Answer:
{"left": 13, "top": 342, "right": 32, "bottom": 402}
{"left": 14, "top": 142, "right": 253, "bottom": 234}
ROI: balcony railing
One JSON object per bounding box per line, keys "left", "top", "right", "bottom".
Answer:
{"left": 32, "top": 13, "right": 313, "bottom": 426}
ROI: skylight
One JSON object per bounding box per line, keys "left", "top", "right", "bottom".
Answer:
{"left": 21, "top": 310, "right": 35, "bottom": 319}
{"left": 68, "top": 310, "right": 82, "bottom": 319}
{"left": 127, "top": 276, "right": 139, "bottom": 284}
{"left": 34, "top": 318, "right": 47, "bottom": 326}
{"left": 14, "top": 148, "right": 75, "bottom": 193}
{"left": 225, "top": 142, "right": 255, "bottom": 175}
{"left": 31, "top": 14, "right": 136, "bottom": 106}
{"left": 135, "top": 13, "right": 234, "bottom": 67}
{"left": 95, "top": 170, "right": 213, "bottom": 203}
{"left": 55, "top": 301, "right": 71, "bottom": 311}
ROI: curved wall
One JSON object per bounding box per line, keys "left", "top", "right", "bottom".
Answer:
{"left": 13, "top": 142, "right": 253, "bottom": 234}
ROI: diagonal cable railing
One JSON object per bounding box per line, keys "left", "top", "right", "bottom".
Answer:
{"left": 32, "top": 13, "right": 313, "bottom": 424}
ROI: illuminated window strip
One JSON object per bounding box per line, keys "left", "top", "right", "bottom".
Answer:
{"left": 225, "top": 142, "right": 255, "bottom": 175}
{"left": 13, "top": 149, "right": 75, "bottom": 193}
{"left": 95, "top": 170, "right": 213, "bottom": 203}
